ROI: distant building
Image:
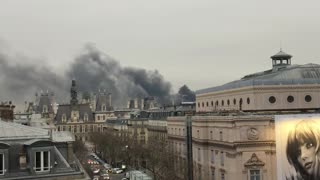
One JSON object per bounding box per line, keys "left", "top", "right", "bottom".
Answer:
{"left": 0, "top": 102, "right": 15, "bottom": 122}
{"left": 55, "top": 80, "right": 104, "bottom": 141}
{"left": 168, "top": 50, "right": 320, "bottom": 180}
{"left": 196, "top": 50, "right": 320, "bottom": 112}
{"left": 27, "top": 92, "right": 56, "bottom": 118}
{"left": 0, "top": 120, "right": 87, "bottom": 179}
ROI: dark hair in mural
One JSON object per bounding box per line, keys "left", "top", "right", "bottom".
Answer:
{"left": 286, "top": 120, "right": 320, "bottom": 180}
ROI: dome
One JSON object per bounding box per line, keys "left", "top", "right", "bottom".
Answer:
{"left": 196, "top": 63, "right": 320, "bottom": 94}
{"left": 271, "top": 50, "right": 292, "bottom": 60}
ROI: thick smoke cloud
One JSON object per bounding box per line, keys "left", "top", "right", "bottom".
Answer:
{"left": 68, "top": 45, "right": 172, "bottom": 106}
{"left": 0, "top": 51, "right": 68, "bottom": 107}
{"left": 0, "top": 44, "right": 172, "bottom": 109}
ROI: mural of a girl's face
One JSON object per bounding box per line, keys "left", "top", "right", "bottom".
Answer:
{"left": 297, "top": 141, "right": 316, "bottom": 175}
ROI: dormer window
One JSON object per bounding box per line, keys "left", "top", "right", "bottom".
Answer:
{"left": 84, "top": 113, "right": 88, "bottom": 121}
{"left": 62, "top": 114, "right": 67, "bottom": 123}
{"left": 34, "top": 151, "right": 50, "bottom": 172}
{"left": 0, "top": 153, "right": 4, "bottom": 175}
{"left": 42, "top": 105, "right": 48, "bottom": 113}
{"left": 101, "top": 104, "right": 106, "bottom": 111}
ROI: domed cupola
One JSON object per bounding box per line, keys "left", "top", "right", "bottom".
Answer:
{"left": 271, "top": 49, "right": 292, "bottom": 69}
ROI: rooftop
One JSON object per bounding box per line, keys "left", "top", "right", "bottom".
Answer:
{"left": 0, "top": 120, "right": 49, "bottom": 140}
{"left": 196, "top": 63, "right": 320, "bottom": 95}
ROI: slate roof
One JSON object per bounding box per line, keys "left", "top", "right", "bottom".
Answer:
{"left": 196, "top": 63, "right": 320, "bottom": 95}
{"left": 271, "top": 50, "right": 292, "bottom": 59}
{"left": 35, "top": 94, "right": 54, "bottom": 113}
{"left": 0, "top": 120, "right": 49, "bottom": 140}
{"left": 55, "top": 104, "right": 94, "bottom": 123}
{"left": 95, "top": 93, "right": 113, "bottom": 111}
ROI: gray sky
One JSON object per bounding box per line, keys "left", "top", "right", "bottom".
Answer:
{"left": 1, "top": 0, "right": 320, "bottom": 92}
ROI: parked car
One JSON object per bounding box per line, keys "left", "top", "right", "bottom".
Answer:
{"left": 103, "top": 163, "right": 112, "bottom": 170}
{"left": 92, "top": 167, "right": 100, "bottom": 174}
{"left": 112, "top": 168, "right": 123, "bottom": 174}
{"left": 99, "top": 169, "right": 110, "bottom": 180}
{"left": 92, "top": 175, "right": 100, "bottom": 180}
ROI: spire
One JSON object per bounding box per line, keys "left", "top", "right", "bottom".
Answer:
{"left": 70, "top": 79, "right": 78, "bottom": 106}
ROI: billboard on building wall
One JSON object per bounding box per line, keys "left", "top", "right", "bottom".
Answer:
{"left": 276, "top": 114, "right": 320, "bottom": 180}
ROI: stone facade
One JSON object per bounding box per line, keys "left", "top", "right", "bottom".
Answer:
{"left": 168, "top": 115, "right": 276, "bottom": 180}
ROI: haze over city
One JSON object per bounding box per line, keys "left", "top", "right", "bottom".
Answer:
{"left": 1, "top": 0, "right": 320, "bottom": 95}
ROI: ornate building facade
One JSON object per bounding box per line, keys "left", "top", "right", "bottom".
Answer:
{"left": 168, "top": 50, "right": 320, "bottom": 180}
{"left": 55, "top": 80, "right": 104, "bottom": 141}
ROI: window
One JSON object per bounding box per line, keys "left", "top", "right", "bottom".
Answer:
{"left": 227, "top": 99, "right": 230, "bottom": 106}
{"left": 42, "top": 105, "right": 48, "bottom": 113}
{"left": 0, "top": 153, "right": 4, "bottom": 175}
{"left": 34, "top": 151, "right": 50, "bottom": 172}
{"left": 250, "top": 170, "right": 261, "bottom": 180}
{"left": 233, "top": 98, "right": 236, "bottom": 105}
{"left": 62, "top": 114, "right": 67, "bottom": 123}
{"left": 198, "top": 165, "right": 202, "bottom": 180}
{"left": 210, "top": 131, "right": 213, "bottom": 139}
{"left": 287, "top": 95, "right": 294, "bottom": 103}
{"left": 211, "top": 101, "right": 214, "bottom": 106}
{"left": 222, "top": 100, "right": 224, "bottom": 106}
{"left": 220, "top": 151, "right": 224, "bottom": 166}
{"left": 101, "top": 104, "right": 106, "bottom": 111}
{"left": 216, "top": 101, "right": 219, "bottom": 106}
{"left": 84, "top": 113, "right": 88, "bottom": 121}
{"left": 198, "top": 148, "right": 201, "bottom": 161}
{"left": 198, "top": 103, "right": 200, "bottom": 108}
{"left": 221, "top": 172, "right": 225, "bottom": 180}
{"left": 197, "top": 130, "right": 200, "bottom": 138}
{"left": 211, "top": 150, "right": 215, "bottom": 164}
{"left": 207, "top": 102, "right": 209, "bottom": 107}
{"left": 97, "top": 115, "right": 100, "bottom": 121}
{"left": 219, "top": 131, "right": 223, "bottom": 141}
{"left": 247, "top": 97, "right": 250, "bottom": 104}
{"left": 211, "top": 169, "right": 215, "bottom": 180}
{"left": 183, "top": 129, "right": 185, "bottom": 136}
{"left": 305, "top": 95, "right": 312, "bottom": 102}
{"left": 269, "top": 96, "right": 276, "bottom": 103}
{"left": 202, "top": 102, "right": 204, "bottom": 107}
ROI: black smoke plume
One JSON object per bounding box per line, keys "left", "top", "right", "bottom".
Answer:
{"left": 67, "top": 45, "right": 172, "bottom": 106}
{"left": 0, "top": 44, "right": 172, "bottom": 109}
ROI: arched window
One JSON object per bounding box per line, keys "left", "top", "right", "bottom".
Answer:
{"left": 42, "top": 105, "right": 48, "bottom": 113}
{"left": 247, "top": 97, "right": 250, "bottom": 104}
{"left": 227, "top": 100, "right": 230, "bottom": 106}
{"left": 233, "top": 98, "right": 236, "bottom": 105}
{"left": 221, "top": 100, "right": 224, "bottom": 106}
